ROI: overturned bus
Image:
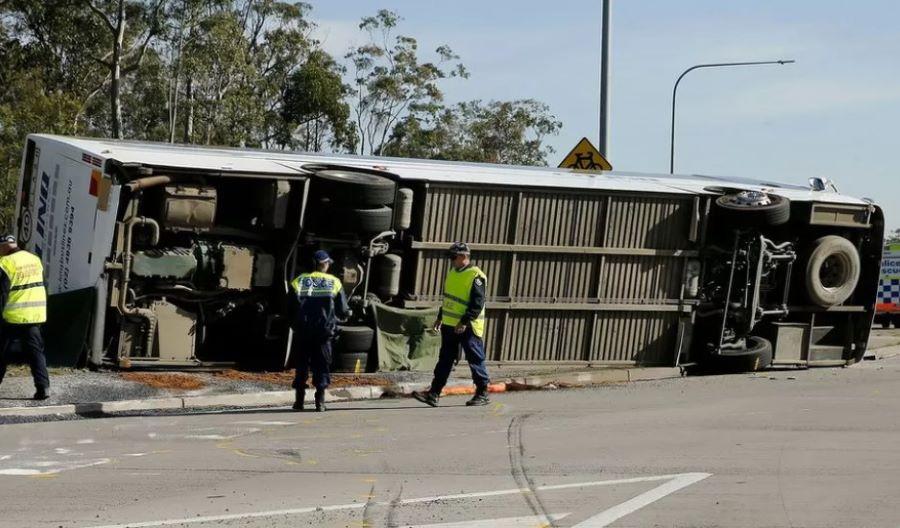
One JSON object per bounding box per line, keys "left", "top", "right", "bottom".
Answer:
{"left": 13, "top": 134, "right": 884, "bottom": 371}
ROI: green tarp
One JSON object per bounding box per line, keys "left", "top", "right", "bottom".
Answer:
{"left": 45, "top": 287, "right": 95, "bottom": 367}
{"left": 372, "top": 303, "right": 442, "bottom": 371}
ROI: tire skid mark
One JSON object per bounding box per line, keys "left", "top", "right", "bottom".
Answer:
{"left": 507, "top": 413, "right": 556, "bottom": 528}
{"left": 361, "top": 482, "right": 377, "bottom": 528}
{"left": 384, "top": 483, "right": 404, "bottom": 527}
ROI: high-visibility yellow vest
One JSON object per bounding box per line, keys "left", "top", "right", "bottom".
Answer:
{"left": 442, "top": 265, "right": 487, "bottom": 338}
{"left": 0, "top": 250, "right": 47, "bottom": 324}
{"left": 290, "top": 271, "right": 343, "bottom": 298}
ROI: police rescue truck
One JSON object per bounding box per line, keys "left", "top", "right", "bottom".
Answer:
{"left": 875, "top": 244, "right": 900, "bottom": 328}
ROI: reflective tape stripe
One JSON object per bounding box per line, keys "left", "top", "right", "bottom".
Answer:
{"left": 9, "top": 281, "right": 44, "bottom": 292}
{"left": 300, "top": 290, "right": 337, "bottom": 295}
{"left": 5, "top": 301, "right": 47, "bottom": 309}
{"left": 444, "top": 292, "right": 469, "bottom": 305}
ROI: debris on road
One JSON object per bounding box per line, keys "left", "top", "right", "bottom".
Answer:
{"left": 119, "top": 373, "right": 206, "bottom": 391}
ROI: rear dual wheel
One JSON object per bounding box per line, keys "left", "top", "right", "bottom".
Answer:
{"left": 315, "top": 169, "right": 396, "bottom": 207}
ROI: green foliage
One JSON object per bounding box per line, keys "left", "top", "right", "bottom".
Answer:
{"left": 0, "top": 3, "right": 563, "bottom": 228}
{"left": 281, "top": 50, "right": 355, "bottom": 152}
{"left": 384, "top": 100, "right": 562, "bottom": 166}
{"left": 886, "top": 229, "right": 900, "bottom": 245}
{"left": 346, "top": 9, "right": 468, "bottom": 155}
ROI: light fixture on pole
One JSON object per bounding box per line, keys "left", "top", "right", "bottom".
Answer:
{"left": 669, "top": 59, "right": 795, "bottom": 174}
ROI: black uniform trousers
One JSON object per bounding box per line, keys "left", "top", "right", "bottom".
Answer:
{"left": 0, "top": 323, "right": 50, "bottom": 390}
{"left": 291, "top": 331, "right": 332, "bottom": 391}
{"left": 430, "top": 325, "right": 490, "bottom": 395}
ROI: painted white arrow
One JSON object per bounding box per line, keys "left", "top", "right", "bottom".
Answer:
{"left": 86, "top": 472, "right": 712, "bottom": 528}
{"left": 573, "top": 472, "right": 711, "bottom": 527}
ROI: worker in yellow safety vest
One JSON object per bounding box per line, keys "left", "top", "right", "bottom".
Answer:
{"left": 413, "top": 242, "right": 491, "bottom": 407}
{"left": 288, "top": 250, "right": 349, "bottom": 412}
{"left": 0, "top": 235, "right": 50, "bottom": 400}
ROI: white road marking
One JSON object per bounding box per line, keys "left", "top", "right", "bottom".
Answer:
{"left": 77, "top": 439, "right": 96, "bottom": 445}
{"left": 0, "top": 458, "right": 110, "bottom": 476}
{"left": 232, "top": 421, "right": 295, "bottom": 426}
{"left": 0, "top": 469, "right": 41, "bottom": 476}
{"left": 84, "top": 473, "right": 710, "bottom": 528}
{"left": 410, "top": 513, "right": 569, "bottom": 527}
{"left": 572, "top": 472, "right": 711, "bottom": 527}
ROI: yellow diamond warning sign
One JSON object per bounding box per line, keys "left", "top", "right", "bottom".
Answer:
{"left": 558, "top": 137, "right": 612, "bottom": 171}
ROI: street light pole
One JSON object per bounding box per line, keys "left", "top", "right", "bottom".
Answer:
{"left": 598, "top": 0, "right": 611, "bottom": 157}
{"left": 669, "top": 59, "right": 795, "bottom": 174}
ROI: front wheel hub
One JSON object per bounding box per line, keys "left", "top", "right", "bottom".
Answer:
{"left": 728, "top": 190, "right": 772, "bottom": 207}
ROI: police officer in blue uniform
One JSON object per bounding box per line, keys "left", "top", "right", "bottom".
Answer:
{"left": 0, "top": 235, "right": 50, "bottom": 400}
{"left": 413, "top": 242, "right": 491, "bottom": 407}
{"left": 289, "top": 250, "right": 349, "bottom": 412}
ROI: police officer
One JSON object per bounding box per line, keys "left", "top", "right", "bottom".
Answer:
{"left": 289, "top": 250, "right": 349, "bottom": 412}
{"left": 413, "top": 242, "right": 491, "bottom": 407}
{"left": 0, "top": 235, "right": 50, "bottom": 400}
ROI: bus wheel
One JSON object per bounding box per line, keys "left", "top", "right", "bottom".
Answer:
{"left": 335, "top": 351, "right": 369, "bottom": 373}
{"left": 714, "top": 191, "right": 790, "bottom": 228}
{"left": 337, "top": 325, "right": 375, "bottom": 352}
{"left": 805, "top": 236, "right": 860, "bottom": 307}
{"left": 316, "top": 169, "right": 396, "bottom": 206}
{"left": 718, "top": 336, "right": 773, "bottom": 372}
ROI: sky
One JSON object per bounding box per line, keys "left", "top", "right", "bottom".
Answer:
{"left": 308, "top": 0, "right": 900, "bottom": 230}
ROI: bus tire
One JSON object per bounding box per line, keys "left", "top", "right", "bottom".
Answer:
{"left": 805, "top": 236, "right": 860, "bottom": 307}
{"left": 348, "top": 206, "right": 393, "bottom": 233}
{"left": 718, "top": 336, "right": 773, "bottom": 372}
{"left": 316, "top": 170, "right": 396, "bottom": 206}
{"left": 714, "top": 192, "right": 790, "bottom": 228}
{"left": 335, "top": 351, "right": 369, "bottom": 373}
{"left": 337, "top": 325, "right": 375, "bottom": 352}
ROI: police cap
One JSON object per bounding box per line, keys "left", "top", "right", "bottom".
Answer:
{"left": 448, "top": 242, "right": 470, "bottom": 257}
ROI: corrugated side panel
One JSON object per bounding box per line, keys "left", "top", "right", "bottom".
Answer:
{"left": 517, "top": 192, "right": 605, "bottom": 246}
{"left": 591, "top": 312, "right": 679, "bottom": 363}
{"left": 423, "top": 187, "right": 515, "bottom": 244}
{"left": 600, "top": 255, "right": 685, "bottom": 302}
{"left": 514, "top": 253, "right": 596, "bottom": 300}
{"left": 501, "top": 311, "right": 591, "bottom": 362}
{"left": 605, "top": 195, "right": 693, "bottom": 249}
{"left": 412, "top": 185, "right": 692, "bottom": 365}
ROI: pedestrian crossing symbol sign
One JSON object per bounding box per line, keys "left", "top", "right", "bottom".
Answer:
{"left": 559, "top": 137, "right": 612, "bottom": 171}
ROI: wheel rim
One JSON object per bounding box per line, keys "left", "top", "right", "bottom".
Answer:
{"left": 819, "top": 253, "right": 851, "bottom": 291}
{"left": 723, "top": 191, "right": 772, "bottom": 207}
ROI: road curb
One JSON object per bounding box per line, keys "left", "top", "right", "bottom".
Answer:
{"left": 0, "top": 367, "right": 681, "bottom": 420}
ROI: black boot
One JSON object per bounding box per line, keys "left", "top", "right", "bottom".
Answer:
{"left": 33, "top": 387, "right": 49, "bottom": 401}
{"left": 314, "top": 388, "right": 326, "bottom": 412}
{"left": 292, "top": 389, "right": 305, "bottom": 411}
{"left": 466, "top": 386, "right": 490, "bottom": 406}
{"left": 412, "top": 390, "right": 440, "bottom": 407}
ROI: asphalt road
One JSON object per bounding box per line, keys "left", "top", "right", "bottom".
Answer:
{"left": 1, "top": 356, "right": 899, "bottom": 528}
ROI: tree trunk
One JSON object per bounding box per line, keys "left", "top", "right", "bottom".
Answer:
{"left": 183, "top": 77, "right": 194, "bottom": 143}
{"left": 110, "top": 0, "right": 126, "bottom": 139}
{"left": 168, "top": 0, "right": 188, "bottom": 143}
